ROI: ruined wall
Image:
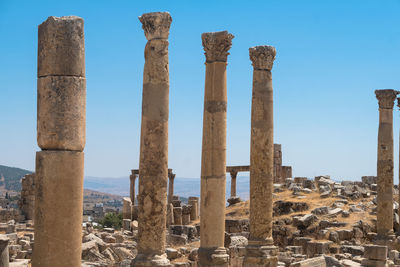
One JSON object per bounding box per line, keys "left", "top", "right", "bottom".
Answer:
{"left": 19, "top": 174, "right": 35, "bottom": 221}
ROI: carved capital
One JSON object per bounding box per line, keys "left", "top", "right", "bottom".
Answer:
{"left": 139, "top": 12, "right": 172, "bottom": 40}
{"left": 249, "top": 46, "right": 276, "bottom": 70}
{"left": 397, "top": 98, "right": 400, "bottom": 109}
{"left": 375, "top": 89, "right": 398, "bottom": 109}
{"left": 201, "top": 31, "right": 234, "bottom": 63}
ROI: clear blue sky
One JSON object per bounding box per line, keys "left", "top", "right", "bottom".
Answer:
{"left": 1, "top": 0, "right": 400, "bottom": 181}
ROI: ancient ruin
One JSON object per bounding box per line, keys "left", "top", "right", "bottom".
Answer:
{"left": 132, "top": 12, "right": 172, "bottom": 267}
{"left": 33, "top": 16, "right": 86, "bottom": 266}
{"left": 198, "top": 30, "right": 233, "bottom": 267}
{"left": 3, "top": 8, "right": 400, "bottom": 267}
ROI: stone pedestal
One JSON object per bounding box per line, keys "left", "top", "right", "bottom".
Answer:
{"left": 173, "top": 207, "right": 182, "bottom": 225}
{"left": 123, "top": 197, "right": 132, "bottom": 220}
{"left": 362, "top": 245, "right": 388, "bottom": 266}
{"left": 375, "top": 89, "right": 397, "bottom": 240}
{"left": 199, "top": 30, "right": 233, "bottom": 267}
{"left": 188, "top": 197, "right": 199, "bottom": 220}
{"left": 0, "top": 235, "right": 9, "bottom": 267}
{"left": 244, "top": 45, "right": 277, "bottom": 267}
{"left": 230, "top": 170, "right": 238, "bottom": 197}
{"left": 132, "top": 12, "right": 172, "bottom": 267}
{"left": 34, "top": 151, "right": 84, "bottom": 266}
{"left": 182, "top": 205, "right": 191, "bottom": 225}
{"left": 33, "top": 16, "right": 85, "bottom": 267}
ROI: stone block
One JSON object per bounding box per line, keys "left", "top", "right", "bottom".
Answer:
{"left": 289, "top": 256, "right": 326, "bottom": 267}
{"left": 37, "top": 76, "right": 86, "bottom": 151}
{"left": 363, "top": 244, "right": 387, "bottom": 261}
{"left": 306, "top": 241, "right": 332, "bottom": 258}
{"left": 33, "top": 151, "right": 84, "bottom": 266}
{"left": 38, "top": 16, "right": 85, "bottom": 77}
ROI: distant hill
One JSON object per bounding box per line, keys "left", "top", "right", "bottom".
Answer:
{"left": 0, "top": 165, "right": 32, "bottom": 192}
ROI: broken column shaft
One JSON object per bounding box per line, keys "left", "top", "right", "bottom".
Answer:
{"left": 375, "top": 89, "right": 397, "bottom": 240}
{"left": 230, "top": 170, "right": 238, "bottom": 197}
{"left": 199, "top": 31, "right": 233, "bottom": 267}
{"left": 131, "top": 12, "right": 172, "bottom": 267}
{"left": 33, "top": 16, "right": 85, "bottom": 267}
{"left": 168, "top": 171, "right": 175, "bottom": 204}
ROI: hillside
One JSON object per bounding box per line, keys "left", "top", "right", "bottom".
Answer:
{"left": 0, "top": 165, "right": 32, "bottom": 192}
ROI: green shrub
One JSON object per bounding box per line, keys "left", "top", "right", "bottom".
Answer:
{"left": 98, "top": 212, "right": 122, "bottom": 229}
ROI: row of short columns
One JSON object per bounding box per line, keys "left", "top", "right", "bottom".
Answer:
{"left": 33, "top": 16, "right": 86, "bottom": 266}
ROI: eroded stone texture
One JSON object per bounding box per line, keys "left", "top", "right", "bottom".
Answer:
{"left": 33, "top": 151, "right": 84, "bottom": 267}
{"left": 123, "top": 197, "right": 132, "bottom": 220}
{"left": 19, "top": 173, "right": 35, "bottom": 221}
{"left": 244, "top": 45, "right": 278, "bottom": 267}
{"left": 0, "top": 235, "right": 9, "bottom": 267}
{"left": 188, "top": 197, "right": 199, "bottom": 221}
{"left": 199, "top": 31, "right": 233, "bottom": 267}
{"left": 375, "top": 89, "right": 397, "bottom": 239}
{"left": 37, "top": 76, "right": 86, "bottom": 150}
{"left": 34, "top": 15, "right": 86, "bottom": 267}
{"left": 38, "top": 16, "right": 85, "bottom": 77}
{"left": 173, "top": 207, "right": 182, "bottom": 225}
{"left": 132, "top": 12, "right": 171, "bottom": 267}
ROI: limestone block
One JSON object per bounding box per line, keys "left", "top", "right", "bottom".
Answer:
{"left": 289, "top": 256, "right": 326, "bottom": 267}
{"left": 173, "top": 207, "right": 182, "bottom": 225}
{"left": 37, "top": 76, "right": 86, "bottom": 151}
{"left": 364, "top": 244, "right": 387, "bottom": 261}
{"left": 38, "top": 16, "right": 85, "bottom": 77}
{"left": 122, "top": 197, "right": 132, "bottom": 220}
{"left": 33, "top": 151, "right": 84, "bottom": 267}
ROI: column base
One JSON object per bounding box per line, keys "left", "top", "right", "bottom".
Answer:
{"left": 374, "top": 232, "right": 396, "bottom": 247}
{"left": 131, "top": 253, "right": 171, "bottom": 267}
{"left": 243, "top": 243, "right": 278, "bottom": 267}
{"left": 198, "top": 247, "right": 229, "bottom": 267}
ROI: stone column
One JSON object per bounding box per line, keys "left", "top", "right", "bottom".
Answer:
{"left": 131, "top": 12, "right": 171, "bottom": 267}
{"left": 199, "top": 31, "right": 233, "bottom": 267}
{"left": 123, "top": 197, "right": 132, "bottom": 220}
{"left": 0, "top": 235, "right": 9, "bottom": 267}
{"left": 375, "top": 89, "right": 397, "bottom": 240}
{"left": 230, "top": 170, "right": 238, "bottom": 197}
{"left": 130, "top": 172, "right": 137, "bottom": 205}
{"left": 398, "top": 97, "right": 400, "bottom": 235}
{"left": 168, "top": 172, "right": 175, "bottom": 204}
{"left": 33, "top": 16, "right": 85, "bottom": 267}
{"left": 188, "top": 197, "right": 199, "bottom": 220}
{"left": 173, "top": 207, "right": 182, "bottom": 225}
{"left": 244, "top": 46, "right": 278, "bottom": 267}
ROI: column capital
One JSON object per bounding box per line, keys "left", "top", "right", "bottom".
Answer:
{"left": 201, "top": 31, "right": 234, "bottom": 63}
{"left": 168, "top": 173, "right": 176, "bottom": 180}
{"left": 375, "top": 89, "right": 398, "bottom": 109}
{"left": 139, "top": 12, "right": 172, "bottom": 40}
{"left": 397, "top": 98, "right": 400, "bottom": 109}
{"left": 249, "top": 45, "right": 276, "bottom": 71}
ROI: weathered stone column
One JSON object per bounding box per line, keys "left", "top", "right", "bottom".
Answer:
{"left": 0, "top": 235, "right": 9, "bottom": 267}
{"left": 130, "top": 172, "right": 137, "bottom": 205}
{"left": 123, "top": 197, "right": 132, "bottom": 220}
{"left": 33, "top": 16, "right": 85, "bottom": 267}
{"left": 230, "top": 170, "right": 238, "bottom": 197}
{"left": 131, "top": 12, "right": 171, "bottom": 267}
{"left": 199, "top": 31, "right": 233, "bottom": 267}
{"left": 168, "top": 171, "right": 175, "bottom": 204}
{"left": 244, "top": 46, "right": 278, "bottom": 266}
{"left": 188, "top": 196, "right": 199, "bottom": 220}
{"left": 375, "top": 89, "right": 397, "bottom": 240}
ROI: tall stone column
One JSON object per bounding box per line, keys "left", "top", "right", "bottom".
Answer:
{"left": 168, "top": 172, "right": 175, "bottom": 203}
{"left": 130, "top": 172, "right": 137, "bottom": 205}
{"left": 33, "top": 16, "right": 85, "bottom": 267}
{"left": 230, "top": 170, "right": 238, "bottom": 197}
{"left": 199, "top": 31, "right": 233, "bottom": 267}
{"left": 398, "top": 97, "right": 400, "bottom": 235}
{"left": 375, "top": 89, "right": 397, "bottom": 240}
{"left": 131, "top": 12, "right": 171, "bottom": 267}
{"left": 244, "top": 46, "right": 278, "bottom": 267}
